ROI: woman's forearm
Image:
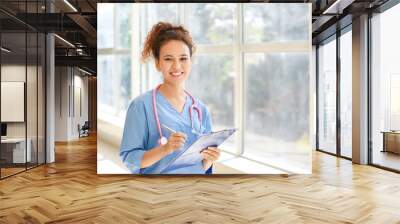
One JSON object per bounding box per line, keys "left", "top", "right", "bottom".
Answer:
{"left": 140, "top": 145, "right": 171, "bottom": 168}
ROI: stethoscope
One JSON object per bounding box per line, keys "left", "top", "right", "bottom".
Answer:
{"left": 152, "top": 84, "right": 203, "bottom": 145}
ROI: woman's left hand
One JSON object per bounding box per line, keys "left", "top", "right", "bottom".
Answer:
{"left": 201, "top": 147, "right": 220, "bottom": 170}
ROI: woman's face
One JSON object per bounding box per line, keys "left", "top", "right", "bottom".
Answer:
{"left": 156, "top": 40, "right": 192, "bottom": 86}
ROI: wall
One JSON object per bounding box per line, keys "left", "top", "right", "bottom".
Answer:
{"left": 88, "top": 77, "right": 97, "bottom": 132}
{"left": 1, "top": 65, "right": 39, "bottom": 138}
{"left": 54, "top": 67, "right": 89, "bottom": 141}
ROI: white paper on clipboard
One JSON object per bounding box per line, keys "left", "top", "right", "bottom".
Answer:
{"left": 162, "top": 129, "right": 237, "bottom": 171}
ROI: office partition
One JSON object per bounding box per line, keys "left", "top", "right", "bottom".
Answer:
{"left": 0, "top": 1, "right": 47, "bottom": 179}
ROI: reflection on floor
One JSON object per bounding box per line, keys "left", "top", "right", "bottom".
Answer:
{"left": 0, "top": 167, "right": 25, "bottom": 178}
{"left": 0, "top": 162, "right": 40, "bottom": 178}
{"left": 373, "top": 150, "right": 400, "bottom": 171}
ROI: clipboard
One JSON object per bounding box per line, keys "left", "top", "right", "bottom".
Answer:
{"left": 161, "top": 129, "right": 236, "bottom": 172}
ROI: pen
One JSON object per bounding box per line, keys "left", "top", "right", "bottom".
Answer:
{"left": 162, "top": 124, "right": 177, "bottom": 134}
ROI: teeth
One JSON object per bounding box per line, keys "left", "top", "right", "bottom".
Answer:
{"left": 170, "top": 72, "right": 182, "bottom": 76}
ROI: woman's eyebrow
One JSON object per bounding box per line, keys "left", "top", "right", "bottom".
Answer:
{"left": 162, "top": 54, "right": 188, "bottom": 58}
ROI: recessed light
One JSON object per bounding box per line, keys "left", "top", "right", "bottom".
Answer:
{"left": 1, "top": 47, "right": 11, "bottom": 53}
{"left": 54, "top": 34, "right": 75, "bottom": 48}
{"left": 63, "top": 0, "right": 78, "bottom": 12}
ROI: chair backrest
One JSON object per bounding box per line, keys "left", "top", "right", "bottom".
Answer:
{"left": 82, "top": 121, "right": 90, "bottom": 129}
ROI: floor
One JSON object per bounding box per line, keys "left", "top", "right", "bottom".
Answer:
{"left": 372, "top": 150, "right": 400, "bottom": 171}
{"left": 0, "top": 162, "right": 42, "bottom": 178}
{"left": 1, "top": 134, "right": 400, "bottom": 223}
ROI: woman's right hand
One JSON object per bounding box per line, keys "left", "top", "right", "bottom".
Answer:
{"left": 163, "top": 132, "right": 187, "bottom": 154}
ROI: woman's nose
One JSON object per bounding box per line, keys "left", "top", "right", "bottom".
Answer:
{"left": 172, "top": 60, "right": 181, "bottom": 70}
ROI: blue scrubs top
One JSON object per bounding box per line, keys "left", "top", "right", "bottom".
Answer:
{"left": 120, "top": 89, "right": 213, "bottom": 174}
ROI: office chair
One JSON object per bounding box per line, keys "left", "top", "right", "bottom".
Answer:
{"left": 79, "top": 121, "right": 90, "bottom": 138}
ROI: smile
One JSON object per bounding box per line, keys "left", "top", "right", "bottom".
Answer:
{"left": 170, "top": 72, "right": 184, "bottom": 77}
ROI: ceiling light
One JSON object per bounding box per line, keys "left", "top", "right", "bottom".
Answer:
{"left": 323, "top": 0, "right": 355, "bottom": 15}
{"left": 54, "top": 34, "right": 75, "bottom": 48}
{"left": 1, "top": 47, "right": 11, "bottom": 53}
{"left": 78, "top": 67, "right": 92, "bottom": 76}
{"left": 63, "top": 0, "right": 78, "bottom": 12}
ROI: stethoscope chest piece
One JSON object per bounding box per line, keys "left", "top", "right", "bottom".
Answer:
{"left": 159, "top": 136, "right": 168, "bottom": 145}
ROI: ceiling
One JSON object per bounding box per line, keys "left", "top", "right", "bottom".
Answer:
{"left": 0, "top": 0, "right": 393, "bottom": 75}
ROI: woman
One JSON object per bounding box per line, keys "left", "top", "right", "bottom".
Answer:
{"left": 120, "top": 22, "right": 220, "bottom": 174}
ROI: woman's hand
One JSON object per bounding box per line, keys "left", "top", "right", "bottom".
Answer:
{"left": 163, "top": 132, "right": 187, "bottom": 154}
{"left": 141, "top": 132, "right": 186, "bottom": 168}
{"left": 201, "top": 147, "right": 221, "bottom": 171}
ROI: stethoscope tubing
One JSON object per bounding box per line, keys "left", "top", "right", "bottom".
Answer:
{"left": 152, "top": 84, "right": 202, "bottom": 145}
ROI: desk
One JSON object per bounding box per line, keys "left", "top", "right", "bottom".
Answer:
{"left": 1, "top": 138, "right": 31, "bottom": 163}
{"left": 381, "top": 131, "right": 400, "bottom": 154}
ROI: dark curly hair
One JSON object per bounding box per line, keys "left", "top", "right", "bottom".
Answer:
{"left": 141, "top": 22, "right": 196, "bottom": 62}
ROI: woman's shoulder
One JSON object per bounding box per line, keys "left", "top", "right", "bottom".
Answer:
{"left": 128, "top": 90, "right": 153, "bottom": 110}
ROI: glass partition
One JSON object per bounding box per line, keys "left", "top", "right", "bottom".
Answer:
{"left": 0, "top": 1, "right": 46, "bottom": 179}
{"left": 1, "top": 30, "right": 28, "bottom": 177}
{"left": 27, "top": 30, "right": 38, "bottom": 169}
{"left": 38, "top": 32, "right": 45, "bottom": 165}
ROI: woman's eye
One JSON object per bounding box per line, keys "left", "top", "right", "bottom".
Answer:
{"left": 180, "top": 58, "right": 187, "bottom": 61}
{"left": 164, "top": 58, "right": 172, "bottom": 61}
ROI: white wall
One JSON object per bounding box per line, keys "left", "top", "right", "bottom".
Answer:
{"left": 1, "top": 65, "right": 35, "bottom": 138}
{"left": 55, "top": 66, "right": 69, "bottom": 141}
{"left": 55, "top": 67, "right": 89, "bottom": 141}
{"left": 1, "top": 64, "right": 46, "bottom": 163}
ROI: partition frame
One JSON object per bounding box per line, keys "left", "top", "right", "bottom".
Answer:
{"left": 0, "top": 0, "right": 47, "bottom": 180}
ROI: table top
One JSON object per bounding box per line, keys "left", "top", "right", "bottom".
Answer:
{"left": 381, "top": 131, "right": 400, "bottom": 134}
{"left": 1, "top": 138, "right": 28, "bottom": 143}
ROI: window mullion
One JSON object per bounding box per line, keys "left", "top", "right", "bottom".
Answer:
{"left": 180, "top": 3, "right": 185, "bottom": 25}
{"left": 234, "top": 3, "right": 245, "bottom": 156}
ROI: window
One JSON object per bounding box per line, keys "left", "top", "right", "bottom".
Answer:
{"left": 244, "top": 4, "right": 309, "bottom": 43}
{"left": 371, "top": 3, "right": 400, "bottom": 171}
{"left": 390, "top": 74, "right": 400, "bottom": 130}
{"left": 317, "top": 37, "right": 337, "bottom": 155}
{"left": 244, "top": 53, "right": 310, "bottom": 172}
{"left": 98, "top": 4, "right": 114, "bottom": 49}
{"left": 186, "top": 4, "right": 236, "bottom": 45}
{"left": 98, "top": 4, "right": 132, "bottom": 125}
{"left": 340, "top": 29, "right": 352, "bottom": 158}
{"left": 187, "top": 54, "right": 236, "bottom": 152}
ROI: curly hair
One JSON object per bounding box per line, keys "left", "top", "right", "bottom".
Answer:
{"left": 141, "top": 22, "right": 196, "bottom": 62}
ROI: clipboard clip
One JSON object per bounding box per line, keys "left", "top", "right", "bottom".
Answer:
{"left": 199, "top": 144, "right": 218, "bottom": 153}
